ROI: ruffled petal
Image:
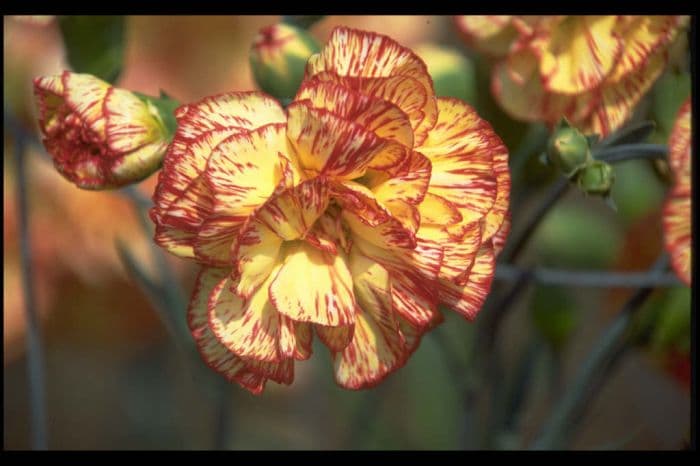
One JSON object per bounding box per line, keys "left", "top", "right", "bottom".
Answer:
{"left": 287, "top": 102, "right": 404, "bottom": 179}
{"left": 62, "top": 71, "right": 110, "bottom": 138}
{"left": 438, "top": 246, "right": 496, "bottom": 320}
{"left": 419, "top": 98, "right": 504, "bottom": 225}
{"left": 208, "top": 265, "right": 284, "bottom": 362}
{"left": 232, "top": 220, "right": 283, "bottom": 299}
{"left": 269, "top": 241, "right": 356, "bottom": 326}
{"left": 295, "top": 79, "right": 414, "bottom": 149}
{"left": 205, "top": 123, "right": 290, "bottom": 218}
{"left": 187, "top": 267, "right": 266, "bottom": 394}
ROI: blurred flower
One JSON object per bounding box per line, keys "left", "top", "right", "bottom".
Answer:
{"left": 456, "top": 16, "right": 688, "bottom": 137}
{"left": 662, "top": 99, "right": 691, "bottom": 285}
{"left": 33, "top": 71, "right": 170, "bottom": 189}
{"left": 249, "top": 23, "right": 321, "bottom": 100}
{"left": 12, "top": 15, "right": 55, "bottom": 26}
{"left": 151, "top": 27, "right": 509, "bottom": 394}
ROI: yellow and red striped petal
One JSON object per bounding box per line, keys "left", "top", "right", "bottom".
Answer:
{"left": 205, "top": 123, "right": 289, "bottom": 218}
{"left": 438, "top": 245, "right": 496, "bottom": 320}
{"left": 663, "top": 195, "right": 691, "bottom": 286}
{"left": 287, "top": 102, "right": 404, "bottom": 179}
{"left": 33, "top": 74, "right": 65, "bottom": 136}
{"left": 295, "top": 80, "right": 414, "bottom": 149}
{"left": 232, "top": 220, "right": 283, "bottom": 299}
{"left": 491, "top": 214, "right": 511, "bottom": 257}
{"left": 279, "top": 316, "right": 313, "bottom": 361}
{"left": 663, "top": 99, "right": 691, "bottom": 285}
{"left": 61, "top": 71, "right": 110, "bottom": 138}
{"left": 187, "top": 267, "right": 267, "bottom": 394}
{"left": 256, "top": 177, "right": 331, "bottom": 241}
{"left": 306, "top": 26, "right": 437, "bottom": 145}
{"left": 419, "top": 98, "right": 503, "bottom": 225}
{"left": 608, "top": 16, "right": 684, "bottom": 83}
{"left": 372, "top": 151, "right": 432, "bottom": 205}
{"left": 585, "top": 50, "right": 666, "bottom": 137}
{"left": 174, "top": 91, "right": 286, "bottom": 141}
{"left": 331, "top": 180, "right": 391, "bottom": 226}
{"left": 539, "top": 16, "right": 623, "bottom": 94}
{"left": 269, "top": 241, "right": 356, "bottom": 327}
{"left": 482, "top": 147, "right": 511, "bottom": 243}
{"left": 104, "top": 87, "right": 165, "bottom": 153}
{"left": 342, "top": 208, "right": 416, "bottom": 251}
{"left": 333, "top": 307, "right": 406, "bottom": 389}
{"left": 208, "top": 266, "right": 283, "bottom": 362}
{"left": 419, "top": 221, "right": 482, "bottom": 284}
{"left": 192, "top": 214, "right": 242, "bottom": 266}
{"left": 417, "top": 193, "right": 462, "bottom": 226}
{"left": 316, "top": 324, "right": 355, "bottom": 352}
{"left": 306, "top": 26, "right": 433, "bottom": 100}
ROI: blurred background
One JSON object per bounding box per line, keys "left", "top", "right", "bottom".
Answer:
{"left": 3, "top": 15, "right": 691, "bottom": 450}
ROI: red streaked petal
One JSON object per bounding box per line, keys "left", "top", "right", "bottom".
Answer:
{"left": 205, "top": 123, "right": 290, "bottom": 218}
{"left": 287, "top": 102, "right": 404, "bottom": 179}
{"left": 62, "top": 71, "right": 110, "bottom": 138}
{"left": 333, "top": 308, "right": 406, "bottom": 390}
{"left": 419, "top": 98, "right": 504, "bottom": 224}
{"left": 279, "top": 316, "right": 313, "bottom": 361}
{"left": 331, "top": 180, "right": 391, "bottom": 227}
{"left": 316, "top": 324, "right": 355, "bottom": 352}
{"left": 295, "top": 79, "right": 414, "bottom": 148}
{"left": 208, "top": 265, "right": 283, "bottom": 362}
{"left": 187, "top": 267, "right": 267, "bottom": 395}
{"left": 455, "top": 15, "right": 518, "bottom": 57}
{"left": 104, "top": 87, "right": 164, "bottom": 153}
{"left": 372, "top": 151, "right": 432, "bottom": 205}
{"left": 174, "top": 91, "right": 286, "bottom": 140}
{"left": 438, "top": 245, "right": 496, "bottom": 320}
{"left": 232, "top": 219, "right": 283, "bottom": 299}
{"left": 418, "top": 192, "right": 462, "bottom": 226}
{"left": 269, "top": 241, "right": 356, "bottom": 327}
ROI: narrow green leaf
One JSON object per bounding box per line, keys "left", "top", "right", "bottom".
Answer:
{"left": 58, "top": 16, "right": 125, "bottom": 83}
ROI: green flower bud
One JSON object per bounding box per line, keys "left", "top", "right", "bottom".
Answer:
{"left": 249, "top": 23, "right": 321, "bottom": 101}
{"left": 414, "top": 43, "right": 477, "bottom": 105}
{"left": 577, "top": 160, "right": 615, "bottom": 196}
{"left": 546, "top": 122, "right": 592, "bottom": 177}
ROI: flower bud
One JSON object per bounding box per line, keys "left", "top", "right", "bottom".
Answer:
{"left": 414, "top": 43, "right": 477, "bottom": 105}
{"left": 576, "top": 160, "right": 615, "bottom": 196}
{"left": 250, "top": 23, "right": 321, "bottom": 101}
{"left": 546, "top": 122, "right": 592, "bottom": 177}
{"left": 33, "top": 71, "right": 171, "bottom": 190}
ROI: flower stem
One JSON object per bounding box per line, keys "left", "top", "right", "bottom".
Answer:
{"left": 12, "top": 124, "right": 49, "bottom": 450}
{"left": 529, "top": 255, "right": 669, "bottom": 450}
{"left": 594, "top": 143, "right": 667, "bottom": 163}
{"left": 494, "top": 264, "right": 683, "bottom": 288}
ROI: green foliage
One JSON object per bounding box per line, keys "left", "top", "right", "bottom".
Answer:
{"left": 609, "top": 159, "right": 666, "bottom": 225}
{"left": 58, "top": 16, "right": 126, "bottom": 84}
{"left": 530, "top": 286, "right": 578, "bottom": 351}
{"left": 533, "top": 203, "right": 622, "bottom": 268}
{"left": 651, "top": 69, "right": 691, "bottom": 142}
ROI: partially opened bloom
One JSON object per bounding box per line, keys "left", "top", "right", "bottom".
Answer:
{"left": 151, "top": 27, "right": 509, "bottom": 393}
{"left": 456, "top": 16, "right": 687, "bottom": 137}
{"left": 34, "top": 71, "right": 170, "bottom": 189}
{"left": 663, "top": 99, "right": 691, "bottom": 285}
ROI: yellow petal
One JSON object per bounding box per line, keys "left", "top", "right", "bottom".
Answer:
{"left": 372, "top": 151, "right": 432, "bottom": 205}
{"left": 417, "top": 192, "right": 462, "bottom": 226}
{"left": 269, "top": 241, "right": 356, "bottom": 326}
{"left": 62, "top": 71, "right": 111, "bottom": 138}
{"left": 455, "top": 15, "right": 518, "bottom": 56}
{"left": 316, "top": 324, "right": 355, "bottom": 352}
{"left": 540, "top": 16, "right": 623, "bottom": 94}
{"left": 232, "top": 220, "right": 283, "bottom": 299}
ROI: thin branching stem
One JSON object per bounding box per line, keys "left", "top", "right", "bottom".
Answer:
{"left": 495, "top": 263, "right": 683, "bottom": 288}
